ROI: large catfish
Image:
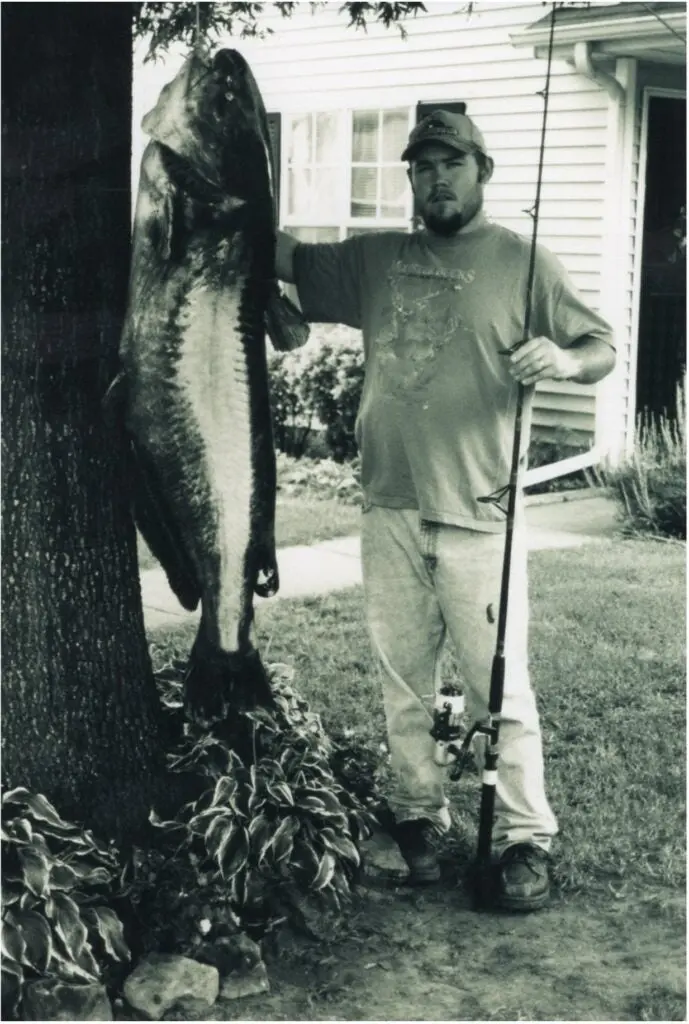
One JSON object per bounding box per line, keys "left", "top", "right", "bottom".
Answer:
{"left": 119, "top": 47, "right": 303, "bottom": 727}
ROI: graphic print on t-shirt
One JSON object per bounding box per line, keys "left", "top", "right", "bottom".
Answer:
{"left": 375, "top": 260, "right": 477, "bottom": 398}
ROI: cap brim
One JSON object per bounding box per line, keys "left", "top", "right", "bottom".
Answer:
{"left": 402, "top": 135, "right": 477, "bottom": 162}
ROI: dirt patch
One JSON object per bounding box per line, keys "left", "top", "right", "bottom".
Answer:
{"left": 153, "top": 872, "right": 685, "bottom": 1022}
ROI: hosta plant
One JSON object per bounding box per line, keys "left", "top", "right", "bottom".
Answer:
{"left": 151, "top": 660, "right": 377, "bottom": 935}
{"left": 1, "top": 788, "right": 129, "bottom": 1018}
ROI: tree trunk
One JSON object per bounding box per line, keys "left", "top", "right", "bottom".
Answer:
{"left": 1, "top": 3, "right": 169, "bottom": 844}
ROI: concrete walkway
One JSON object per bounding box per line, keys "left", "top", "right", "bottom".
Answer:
{"left": 141, "top": 489, "right": 620, "bottom": 631}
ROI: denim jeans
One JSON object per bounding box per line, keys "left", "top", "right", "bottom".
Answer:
{"left": 360, "top": 504, "right": 558, "bottom": 855}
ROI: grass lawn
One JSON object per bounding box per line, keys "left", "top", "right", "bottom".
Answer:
{"left": 152, "top": 537, "right": 686, "bottom": 899}
{"left": 137, "top": 495, "right": 361, "bottom": 572}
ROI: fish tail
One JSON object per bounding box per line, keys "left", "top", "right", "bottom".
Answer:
{"left": 183, "top": 628, "right": 273, "bottom": 728}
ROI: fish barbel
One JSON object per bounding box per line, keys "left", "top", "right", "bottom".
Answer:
{"left": 120, "top": 47, "right": 300, "bottom": 726}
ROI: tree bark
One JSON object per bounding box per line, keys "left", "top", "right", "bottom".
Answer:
{"left": 1, "top": 3, "right": 169, "bottom": 844}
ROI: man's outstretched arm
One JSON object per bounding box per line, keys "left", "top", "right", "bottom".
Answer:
{"left": 276, "top": 230, "right": 299, "bottom": 284}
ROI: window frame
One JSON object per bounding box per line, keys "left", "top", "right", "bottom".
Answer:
{"left": 281, "top": 106, "right": 416, "bottom": 241}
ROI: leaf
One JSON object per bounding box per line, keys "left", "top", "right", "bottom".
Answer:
{"left": 17, "top": 847, "right": 50, "bottom": 898}
{"left": 83, "top": 907, "right": 130, "bottom": 963}
{"left": 1, "top": 918, "right": 26, "bottom": 964}
{"left": 48, "top": 942, "right": 99, "bottom": 983}
{"left": 47, "top": 892, "right": 88, "bottom": 964}
{"left": 313, "top": 852, "right": 336, "bottom": 891}
{"left": 18, "top": 792, "right": 71, "bottom": 831}
{"left": 298, "top": 795, "right": 328, "bottom": 814}
{"left": 258, "top": 815, "right": 300, "bottom": 868}
{"left": 7, "top": 908, "right": 52, "bottom": 972}
{"left": 267, "top": 781, "right": 295, "bottom": 807}
{"left": 210, "top": 776, "right": 235, "bottom": 809}
{"left": 204, "top": 813, "right": 235, "bottom": 858}
{"left": 48, "top": 862, "right": 79, "bottom": 890}
{"left": 1, "top": 786, "right": 33, "bottom": 807}
{"left": 4, "top": 817, "right": 33, "bottom": 844}
{"left": 229, "top": 866, "right": 248, "bottom": 907}
{"left": 320, "top": 828, "right": 360, "bottom": 867}
{"left": 247, "top": 814, "right": 273, "bottom": 857}
{"left": 62, "top": 862, "right": 114, "bottom": 887}
{"left": 218, "top": 827, "right": 249, "bottom": 882}
{"left": 290, "top": 839, "right": 321, "bottom": 887}
{"left": 1, "top": 958, "right": 23, "bottom": 1016}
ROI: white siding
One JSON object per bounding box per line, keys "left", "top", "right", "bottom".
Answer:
{"left": 133, "top": 1, "right": 617, "bottom": 442}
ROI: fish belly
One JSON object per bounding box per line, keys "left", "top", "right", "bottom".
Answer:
{"left": 175, "top": 275, "right": 255, "bottom": 653}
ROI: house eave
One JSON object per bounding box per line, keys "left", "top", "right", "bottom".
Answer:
{"left": 511, "top": 6, "right": 686, "bottom": 68}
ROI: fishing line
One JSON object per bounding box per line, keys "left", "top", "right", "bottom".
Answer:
{"left": 470, "top": 0, "right": 559, "bottom": 908}
{"left": 639, "top": 2, "right": 686, "bottom": 44}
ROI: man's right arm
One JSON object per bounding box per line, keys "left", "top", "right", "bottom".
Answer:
{"left": 276, "top": 230, "right": 299, "bottom": 284}
{"left": 275, "top": 231, "right": 364, "bottom": 329}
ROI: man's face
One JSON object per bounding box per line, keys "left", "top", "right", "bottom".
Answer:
{"left": 408, "top": 142, "right": 491, "bottom": 236}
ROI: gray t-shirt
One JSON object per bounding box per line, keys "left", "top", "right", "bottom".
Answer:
{"left": 293, "top": 215, "right": 614, "bottom": 531}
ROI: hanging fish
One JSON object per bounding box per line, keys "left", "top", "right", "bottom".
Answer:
{"left": 116, "top": 47, "right": 306, "bottom": 726}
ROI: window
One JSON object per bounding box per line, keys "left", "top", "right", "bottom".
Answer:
{"left": 283, "top": 107, "right": 413, "bottom": 240}
{"left": 351, "top": 109, "right": 409, "bottom": 221}
{"left": 287, "top": 112, "right": 343, "bottom": 223}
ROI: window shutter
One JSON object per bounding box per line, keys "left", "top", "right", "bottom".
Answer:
{"left": 411, "top": 101, "right": 468, "bottom": 228}
{"left": 266, "top": 112, "right": 282, "bottom": 221}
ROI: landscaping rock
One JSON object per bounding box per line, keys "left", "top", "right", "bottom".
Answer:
{"left": 220, "top": 961, "right": 270, "bottom": 1002}
{"left": 195, "top": 933, "right": 263, "bottom": 977}
{"left": 22, "top": 979, "right": 113, "bottom": 1021}
{"left": 360, "top": 826, "right": 409, "bottom": 885}
{"left": 196, "top": 933, "right": 271, "bottom": 1001}
{"left": 123, "top": 953, "right": 219, "bottom": 1021}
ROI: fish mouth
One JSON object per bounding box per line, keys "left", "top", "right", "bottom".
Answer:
{"left": 210, "top": 49, "right": 262, "bottom": 126}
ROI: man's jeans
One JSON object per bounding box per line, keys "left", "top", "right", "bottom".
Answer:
{"left": 361, "top": 505, "right": 558, "bottom": 855}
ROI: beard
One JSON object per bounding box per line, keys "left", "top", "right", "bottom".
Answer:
{"left": 419, "top": 189, "right": 484, "bottom": 237}
{"left": 422, "top": 210, "right": 465, "bottom": 236}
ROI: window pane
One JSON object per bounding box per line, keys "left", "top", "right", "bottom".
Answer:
{"left": 315, "top": 113, "right": 340, "bottom": 164}
{"left": 351, "top": 167, "right": 378, "bottom": 218}
{"left": 288, "top": 167, "right": 312, "bottom": 217}
{"left": 382, "top": 109, "right": 409, "bottom": 163}
{"left": 352, "top": 111, "right": 379, "bottom": 163}
{"left": 380, "top": 166, "right": 408, "bottom": 219}
{"left": 291, "top": 226, "right": 340, "bottom": 242}
{"left": 289, "top": 115, "right": 311, "bottom": 164}
{"left": 311, "top": 168, "right": 340, "bottom": 219}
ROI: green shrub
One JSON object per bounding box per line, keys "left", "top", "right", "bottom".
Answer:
{"left": 268, "top": 346, "right": 315, "bottom": 458}
{"left": 596, "top": 378, "right": 686, "bottom": 539}
{"left": 2, "top": 662, "right": 380, "bottom": 1015}
{"left": 300, "top": 327, "right": 364, "bottom": 463}
{"left": 526, "top": 428, "right": 590, "bottom": 494}
{"left": 269, "top": 326, "right": 363, "bottom": 462}
{"left": 276, "top": 452, "right": 362, "bottom": 505}
{"left": 148, "top": 655, "right": 376, "bottom": 936}
{"left": 1, "top": 789, "right": 129, "bottom": 1018}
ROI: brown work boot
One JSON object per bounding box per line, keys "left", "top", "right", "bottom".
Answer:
{"left": 393, "top": 818, "right": 441, "bottom": 884}
{"left": 496, "top": 842, "right": 550, "bottom": 912}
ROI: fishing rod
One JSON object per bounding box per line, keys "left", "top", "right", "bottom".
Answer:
{"left": 430, "top": 1, "right": 559, "bottom": 910}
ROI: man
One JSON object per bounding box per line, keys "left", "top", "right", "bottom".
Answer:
{"left": 275, "top": 110, "right": 615, "bottom": 911}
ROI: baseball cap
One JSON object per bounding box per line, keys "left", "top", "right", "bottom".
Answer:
{"left": 401, "top": 109, "right": 487, "bottom": 162}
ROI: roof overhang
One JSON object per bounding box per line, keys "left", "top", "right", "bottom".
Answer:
{"left": 511, "top": 2, "right": 686, "bottom": 68}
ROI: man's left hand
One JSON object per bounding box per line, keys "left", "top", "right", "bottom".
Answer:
{"left": 507, "top": 336, "right": 579, "bottom": 387}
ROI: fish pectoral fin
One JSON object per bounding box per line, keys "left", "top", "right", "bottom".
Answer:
{"left": 254, "top": 554, "right": 279, "bottom": 598}
{"left": 265, "top": 283, "right": 310, "bottom": 352}
{"left": 127, "top": 439, "right": 202, "bottom": 612}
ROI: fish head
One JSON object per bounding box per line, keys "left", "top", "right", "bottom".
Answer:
{"left": 141, "top": 47, "right": 274, "bottom": 206}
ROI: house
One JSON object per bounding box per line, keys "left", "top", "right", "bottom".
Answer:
{"left": 133, "top": 1, "right": 686, "bottom": 483}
